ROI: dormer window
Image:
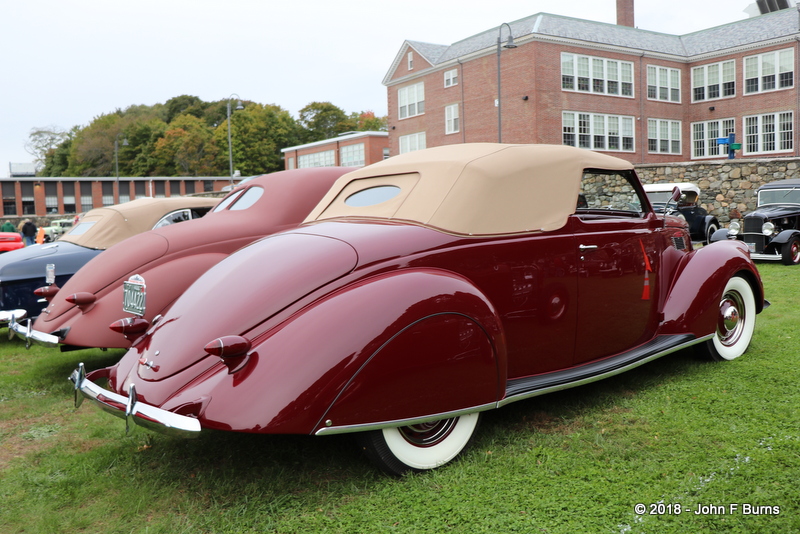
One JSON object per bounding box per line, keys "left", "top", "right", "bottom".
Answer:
{"left": 407, "top": 52, "right": 413, "bottom": 70}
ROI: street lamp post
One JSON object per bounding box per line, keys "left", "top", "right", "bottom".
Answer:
{"left": 496, "top": 22, "right": 517, "bottom": 143}
{"left": 114, "top": 132, "right": 128, "bottom": 203}
{"left": 227, "top": 94, "right": 244, "bottom": 185}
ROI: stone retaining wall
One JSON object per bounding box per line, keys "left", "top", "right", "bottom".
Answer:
{"left": 635, "top": 157, "right": 800, "bottom": 223}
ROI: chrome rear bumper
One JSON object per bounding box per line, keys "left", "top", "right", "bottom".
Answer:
{"left": 8, "top": 318, "right": 59, "bottom": 348}
{"left": 69, "top": 363, "right": 202, "bottom": 438}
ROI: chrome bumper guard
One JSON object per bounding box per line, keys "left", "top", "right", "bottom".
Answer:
{"left": 69, "top": 363, "right": 202, "bottom": 438}
{"left": 0, "top": 309, "right": 27, "bottom": 327}
{"left": 8, "top": 318, "right": 60, "bottom": 348}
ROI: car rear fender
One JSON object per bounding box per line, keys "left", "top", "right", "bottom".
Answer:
{"left": 193, "top": 268, "right": 506, "bottom": 435}
{"left": 660, "top": 239, "right": 764, "bottom": 337}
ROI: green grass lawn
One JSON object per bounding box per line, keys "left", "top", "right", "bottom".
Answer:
{"left": 0, "top": 263, "right": 798, "bottom": 533}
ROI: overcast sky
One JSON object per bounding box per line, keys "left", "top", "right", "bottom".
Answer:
{"left": 0, "top": 0, "right": 772, "bottom": 176}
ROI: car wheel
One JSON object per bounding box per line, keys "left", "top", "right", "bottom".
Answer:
{"left": 358, "top": 413, "right": 481, "bottom": 476}
{"left": 781, "top": 236, "right": 800, "bottom": 265}
{"left": 703, "top": 276, "right": 756, "bottom": 361}
{"left": 705, "top": 222, "right": 719, "bottom": 245}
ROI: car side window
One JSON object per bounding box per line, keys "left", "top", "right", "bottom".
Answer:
{"left": 576, "top": 170, "right": 645, "bottom": 218}
{"left": 153, "top": 209, "right": 191, "bottom": 229}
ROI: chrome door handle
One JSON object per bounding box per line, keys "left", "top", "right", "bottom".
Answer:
{"left": 579, "top": 244, "right": 598, "bottom": 252}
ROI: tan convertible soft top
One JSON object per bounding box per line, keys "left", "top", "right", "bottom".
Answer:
{"left": 60, "top": 196, "right": 219, "bottom": 249}
{"left": 305, "top": 144, "right": 634, "bottom": 235}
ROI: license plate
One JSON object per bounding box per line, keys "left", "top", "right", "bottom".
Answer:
{"left": 746, "top": 243, "right": 756, "bottom": 253}
{"left": 123, "top": 275, "right": 146, "bottom": 316}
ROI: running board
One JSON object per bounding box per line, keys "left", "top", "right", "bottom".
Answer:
{"left": 499, "top": 334, "right": 705, "bottom": 408}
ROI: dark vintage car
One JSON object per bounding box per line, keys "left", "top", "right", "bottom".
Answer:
{"left": 70, "top": 144, "right": 766, "bottom": 475}
{"left": 0, "top": 197, "right": 218, "bottom": 327}
{"left": 15, "top": 167, "right": 352, "bottom": 350}
{"left": 643, "top": 183, "right": 719, "bottom": 245}
{"left": 713, "top": 178, "right": 800, "bottom": 265}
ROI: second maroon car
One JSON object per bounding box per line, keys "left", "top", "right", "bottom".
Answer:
{"left": 19, "top": 167, "right": 351, "bottom": 350}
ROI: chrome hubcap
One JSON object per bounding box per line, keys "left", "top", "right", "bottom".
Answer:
{"left": 398, "top": 418, "right": 458, "bottom": 447}
{"left": 718, "top": 292, "right": 744, "bottom": 347}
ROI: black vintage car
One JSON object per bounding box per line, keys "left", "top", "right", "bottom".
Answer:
{"left": 713, "top": 178, "right": 800, "bottom": 265}
{"left": 644, "top": 183, "right": 719, "bottom": 245}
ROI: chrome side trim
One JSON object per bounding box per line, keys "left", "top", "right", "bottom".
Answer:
{"left": 9, "top": 319, "right": 60, "bottom": 348}
{"left": 69, "top": 363, "right": 202, "bottom": 438}
{"left": 497, "top": 334, "right": 712, "bottom": 408}
{"left": 314, "top": 402, "right": 496, "bottom": 436}
{"left": 317, "top": 335, "right": 711, "bottom": 435}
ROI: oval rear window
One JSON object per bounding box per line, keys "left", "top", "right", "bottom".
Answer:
{"left": 345, "top": 185, "right": 401, "bottom": 207}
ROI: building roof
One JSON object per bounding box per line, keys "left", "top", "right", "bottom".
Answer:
{"left": 9, "top": 163, "right": 37, "bottom": 177}
{"left": 385, "top": 8, "right": 800, "bottom": 84}
{"left": 281, "top": 131, "right": 388, "bottom": 153}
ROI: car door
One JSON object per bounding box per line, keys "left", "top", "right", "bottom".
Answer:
{"left": 571, "top": 170, "right": 662, "bottom": 364}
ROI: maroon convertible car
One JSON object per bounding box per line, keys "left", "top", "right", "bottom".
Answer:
{"left": 70, "top": 144, "right": 766, "bottom": 475}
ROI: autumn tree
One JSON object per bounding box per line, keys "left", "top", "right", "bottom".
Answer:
{"left": 214, "top": 103, "right": 303, "bottom": 176}
{"left": 152, "top": 115, "right": 217, "bottom": 176}
{"left": 297, "top": 102, "right": 354, "bottom": 143}
{"left": 350, "top": 111, "right": 388, "bottom": 132}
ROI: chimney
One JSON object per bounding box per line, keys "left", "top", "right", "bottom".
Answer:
{"left": 617, "top": 0, "right": 635, "bottom": 27}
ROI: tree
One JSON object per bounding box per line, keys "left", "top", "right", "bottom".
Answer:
{"left": 297, "top": 102, "right": 353, "bottom": 143}
{"left": 165, "top": 95, "right": 206, "bottom": 124}
{"left": 214, "top": 103, "right": 303, "bottom": 176}
{"left": 39, "top": 127, "right": 77, "bottom": 177}
{"left": 348, "top": 110, "right": 388, "bottom": 132}
{"left": 152, "top": 115, "right": 217, "bottom": 176}
{"left": 65, "top": 113, "right": 124, "bottom": 176}
{"left": 25, "top": 126, "right": 69, "bottom": 171}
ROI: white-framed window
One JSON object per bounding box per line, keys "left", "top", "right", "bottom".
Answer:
{"left": 445, "top": 104, "right": 460, "bottom": 135}
{"left": 647, "top": 65, "right": 680, "bottom": 102}
{"left": 691, "top": 118, "right": 735, "bottom": 159}
{"left": 444, "top": 68, "right": 458, "bottom": 87}
{"left": 398, "top": 82, "right": 425, "bottom": 119}
{"left": 744, "top": 111, "right": 793, "bottom": 154}
{"left": 298, "top": 150, "right": 336, "bottom": 168}
{"left": 562, "top": 112, "right": 635, "bottom": 152}
{"left": 647, "top": 119, "right": 682, "bottom": 154}
{"left": 561, "top": 53, "right": 634, "bottom": 97}
{"left": 407, "top": 51, "right": 413, "bottom": 70}
{"left": 287, "top": 157, "right": 295, "bottom": 170}
{"left": 745, "top": 48, "right": 794, "bottom": 94}
{"left": 399, "top": 132, "right": 426, "bottom": 154}
{"left": 340, "top": 143, "right": 365, "bottom": 167}
{"left": 692, "top": 60, "right": 735, "bottom": 101}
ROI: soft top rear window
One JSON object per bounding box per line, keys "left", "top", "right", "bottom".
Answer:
{"left": 66, "top": 221, "right": 96, "bottom": 236}
{"left": 345, "top": 185, "right": 401, "bottom": 207}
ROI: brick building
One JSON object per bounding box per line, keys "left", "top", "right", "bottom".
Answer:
{"left": 384, "top": 1, "right": 800, "bottom": 164}
{"left": 0, "top": 177, "right": 230, "bottom": 219}
{"left": 281, "top": 131, "right": 389, "bottom": 170}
